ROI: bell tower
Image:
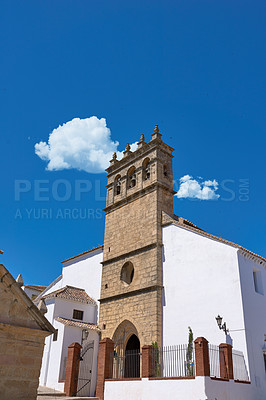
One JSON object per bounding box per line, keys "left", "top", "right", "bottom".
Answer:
{"left": 99, "top": 125, "right": 175, "bottom": 348}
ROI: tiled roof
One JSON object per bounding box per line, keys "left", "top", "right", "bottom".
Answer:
{"left": 55, "top": 317, "right": 101, "bottom": 332}
{"left": 162, "top": 212, "right": 266, "bottom": 264}
{"left": 42, "top": 286, "right": 96, "bottom": 305}
{"left": 61, "top": 245, "right": 104, "bottom": 263}
{"left": 24, "top": 284, "right": 47, "bottom": 291}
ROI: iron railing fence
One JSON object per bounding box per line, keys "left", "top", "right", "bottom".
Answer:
{"left": 209, "top": 344, "right": 249, "bottom": 382}
{"left": 110, "top": 349, "right": 141, "bottom": 379}
{"left": 232, "top": 350, "right": 249, "bottom": 382}
{"left": 209, "top": 344, "right": 222, "bottom": 378}
{"left": 152, "top": 344, "right": 195, "bottom": 378}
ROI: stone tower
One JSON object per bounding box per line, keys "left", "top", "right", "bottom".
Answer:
{"left": 99, "top": 125, "right": 175, "bottom": 350}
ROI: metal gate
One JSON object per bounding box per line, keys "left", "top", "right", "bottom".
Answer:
{"left": 75, "top": 341, "right": 94, "bottom": 397}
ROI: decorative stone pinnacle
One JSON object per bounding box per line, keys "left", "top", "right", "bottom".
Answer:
{"left": 109, "top": 151, "right": 118, "bottom": 166}
{"left": 16, "top": 274, "right": 24, "bottom": 287}
{"left": 123, "top": 143, "right": 132, "bottom": 157}
{"left": 137, "top": 133, "right": 146, "bottom": 148}
{"left": 37, "top": 299, "right": 47, "bottom": 315}
{"left": 151, "top": 124, "right": 162, "bottom": 140}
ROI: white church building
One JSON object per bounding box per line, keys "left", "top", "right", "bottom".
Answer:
{"left": 37, "top": 127, "right": 266, "bottom": 399}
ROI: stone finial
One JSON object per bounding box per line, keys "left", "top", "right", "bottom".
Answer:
{"left": 137, "top": 134, "right": 146, "bottom": 149}
{"left": 16, "top": 274, "right": 24, "bottom": 287}
{"left": 37, "top": 299, "right": 47, "bottom": 315}
{"left": 151, "top": 124, "right": 162, "bottom": 140}
{"left": 109, "top": 152, "right": 118, "bottom": 166}
{"left": 123, "top": 143, "right": 132, "bottom": 157}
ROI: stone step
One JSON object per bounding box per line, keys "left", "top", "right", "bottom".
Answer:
{"left": 37, "top": 386, "right": 99, "bottom": 399}
{"left": 37, "top": 395, "right": 98, "bottom": 400}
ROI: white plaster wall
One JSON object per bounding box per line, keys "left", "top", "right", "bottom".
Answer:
{"left": 62, "top": 248, "right": 103, "bottom": 317}
{"left": 237, "top": 252, "right": 266, "bottom": 398}
{"left": 53, "top": 297, "right": 96, "bottom": 324}
{"left": 162, "top": 225, "right": 246, "bottom": 353}
{"left": 39, "top": 300, "right": 56, "bottom": 386}
{"left": 105, "top": 377, "right": 202, "bottom": 400}
{"left": 45, "top": 320, "right": 66, "bottom": 391}
{"left": 39, "top": 275, "right": 63, "bottom": 298}
{"left": 205, "top": 378, "right": 254, "bottom": 400}
{"left": 22, "top": 286, "right": 42, "bottom": 300}
{"left": 105, "top": 377, "right": 253, "bottom": 400}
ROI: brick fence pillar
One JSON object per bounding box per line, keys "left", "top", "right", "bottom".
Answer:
{"left": 64, "top": 342, "right": 82, "bottom": 396}
{"left": 142, "top": 345, "right": 155, "bottom": 378}
{"left": 219, "top": 343, "right": 234, "bottom": 379}
{"left": 194, "top": 337, "right": 210, "bottom": 377}
{"left": 96, "top": 338, "right": 114, "bottom": 400}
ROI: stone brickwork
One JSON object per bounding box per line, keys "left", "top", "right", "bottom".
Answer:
{"left": 0, "top": 324, "right": 47, "bottom": 400}
{"left": 0, "top": 264, "right": 54, "bottom": 400}
{"left": 99, "top": 129, "right": 175, "bottom": 349}
{"left": 100, "top": 287, "right": 163, "bottom": 347}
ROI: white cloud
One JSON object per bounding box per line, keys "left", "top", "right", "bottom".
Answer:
{"left": 35, "top": 116, "right": 136, "bottom": 173}
{"left": 176, "top": 175, "right": 220, "bottom": 200}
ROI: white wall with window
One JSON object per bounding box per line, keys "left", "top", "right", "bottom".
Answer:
{"left": 162, "top": 222, "right": 266, "bottom": 400}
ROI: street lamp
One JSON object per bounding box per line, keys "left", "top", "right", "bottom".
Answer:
{"left": 82, "top": 329, "right": 89, "bottom": 342}
{"left": 215, "top": 315, "right": 229, "bottom": 334}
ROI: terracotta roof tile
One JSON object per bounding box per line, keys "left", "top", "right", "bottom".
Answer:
{"left": 42, "top": 286, "right": 96, "bottom": 305}
{"left": 55, "top": 317, "right": 100, "bottom": 332}
{"left": 24, "top": 284, "right": 47, "bottom": 291}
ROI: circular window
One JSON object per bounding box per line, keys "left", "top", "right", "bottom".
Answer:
{"left": 120, "top": 261, "right": 134, "bottom": 285}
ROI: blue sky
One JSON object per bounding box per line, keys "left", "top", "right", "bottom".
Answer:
{"left": 1, "top": 0, "right": 265, "bottom": 286}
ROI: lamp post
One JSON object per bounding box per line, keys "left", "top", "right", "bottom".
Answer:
{"left": 82, "top": 329, "right": 89, "bottom": 343}
{"left": 215, "top": 315, "right": 229, "bottom": 334}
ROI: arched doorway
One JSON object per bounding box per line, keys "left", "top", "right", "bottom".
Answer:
{"left": 124, "top": 334, "right": 140, "bottom": 378}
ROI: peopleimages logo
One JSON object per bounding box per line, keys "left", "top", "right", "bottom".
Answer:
{"left": 14, "top": 179, "right": 106, "bottom": 202}
{"left": 13, "top": 177, "right": 250, "bottom": 220}
{"left": 14, "top": 179, "right": 106, "bottom": 220}
{"left": 14, "top": 208, "right": 103, "bottom": 220}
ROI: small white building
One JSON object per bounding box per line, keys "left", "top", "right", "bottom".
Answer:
{"left": 38, "top": 246, "right": 103, "bottom": 396}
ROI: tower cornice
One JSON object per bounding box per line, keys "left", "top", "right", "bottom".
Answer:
{"left": 106, "top": 137, "right": 174, "bottom": 177}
